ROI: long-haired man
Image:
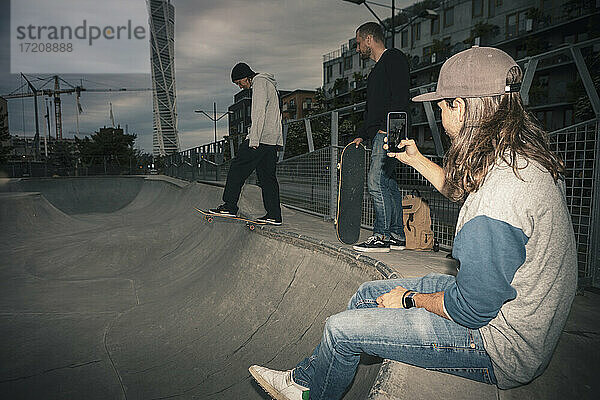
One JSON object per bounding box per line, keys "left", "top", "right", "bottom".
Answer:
{"left": 248, "top": 46, "right": 576, "bottom": 400}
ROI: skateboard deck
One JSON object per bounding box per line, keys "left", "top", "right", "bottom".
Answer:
{"left": 335, "top": 142, "right": 366, "bottom": 244}
{"left": 194, "top": 208, "right": 266, "bottom": 230}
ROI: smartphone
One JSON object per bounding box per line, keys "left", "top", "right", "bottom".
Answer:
{"left": 386, "top": 111, "right": 408, "bottom": 152}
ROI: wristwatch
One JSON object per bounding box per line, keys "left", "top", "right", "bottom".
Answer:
{"left": 403, "top": 291, "right": 417, "bottom": 309}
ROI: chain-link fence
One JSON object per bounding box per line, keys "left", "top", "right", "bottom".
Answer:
{"left": 164, "top": 116, "right": 599, "bottom": 288}
{"left": 0, "top": 158, "right": 148, "bottom": 178}
{"left": 549, "top": 119, "right": 600, "bottom": 287}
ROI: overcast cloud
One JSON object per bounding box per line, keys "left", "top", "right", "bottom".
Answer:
{"left": 0, "top": 0, "right": 413, "bottom": 153}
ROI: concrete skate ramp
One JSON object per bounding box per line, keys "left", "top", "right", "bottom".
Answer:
{"left": 0, "top": 177, "right": 382, "bottom": 399}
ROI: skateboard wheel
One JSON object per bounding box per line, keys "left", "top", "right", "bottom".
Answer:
{"left": 248, "top": 224, "right": 255, "bottom": 230}
{"left": 337, "top": 163, "right": 340, "bottom": 170}
{"left": 207, "top": 216, "right": 213, "bottom": 223}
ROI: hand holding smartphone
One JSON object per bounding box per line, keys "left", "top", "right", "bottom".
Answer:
{"left": 386, "top": 111, "right": 408, "bottom": 152}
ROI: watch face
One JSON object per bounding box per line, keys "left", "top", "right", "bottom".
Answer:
{"left": 405, "top": 296, "right": 415, "bottom": 309}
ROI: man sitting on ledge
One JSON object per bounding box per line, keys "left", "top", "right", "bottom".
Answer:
{"left": 248, "top": 46, "right": 577, "bottom": 400}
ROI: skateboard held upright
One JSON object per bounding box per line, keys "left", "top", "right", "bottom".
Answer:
{"left": 335, "top": 143, "right": 366, "bottom": 244}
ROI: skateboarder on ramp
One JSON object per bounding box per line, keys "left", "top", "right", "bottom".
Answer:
{"left": 208, "top": 62, "right": 283, "bottom": 225}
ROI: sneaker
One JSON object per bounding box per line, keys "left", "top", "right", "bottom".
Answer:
{"left": 249, "top": 365, "right": 310, "bottom": 400}
{"left": 208, "top": 204, "right": 237, "bottom": 216}
{"left": 257, "top": 215, "right": 282, "bottom": 225}
{"left": 353, "top": 236, "right": 390, "bottom": 253}
{"left": 388, "top": 236, "right": 406, "bottom": 250}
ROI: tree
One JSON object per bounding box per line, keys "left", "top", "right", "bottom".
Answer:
{"left": 381, "top": 0, "right": 441, "bottom": 30}
{"left": 283, "top": 114, "right": 357, "bottom": 159}
{"left": 133, "top": 149, "right": 154, "bottom": 173}
{"left": 562, "top": 0, "right": 596, "bottom": 17}
{"left": 0, "top": 110, "right": 11, "bottom": 164}
{"left": 310, "top": 87, "right": 331, "bottom": 113}
{"left": 48, "top": 140, "right": 77, "bottom": 175}
{"left": 76, "top": 127, "right": 137, "bottom": 173}
{"left": 463, "top": 22, "right": 500, "bottom": 46}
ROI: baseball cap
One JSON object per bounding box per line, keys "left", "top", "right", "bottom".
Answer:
{"left": 231, "top": 62, "right": 256, "bottom": 82}
{"left": 412, "top": 46, "right": 521, "bottom": 102}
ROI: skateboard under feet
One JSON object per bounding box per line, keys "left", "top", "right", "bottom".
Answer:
{"left": 194, "top": 208, "right": 266, "bottom": 230}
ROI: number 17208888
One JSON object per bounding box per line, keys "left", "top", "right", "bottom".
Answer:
{"left": 19, "top": 42, "right": 73, "bottom": 53}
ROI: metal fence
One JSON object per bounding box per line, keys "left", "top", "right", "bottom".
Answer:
{"left": 0, "top": 159, "right": 148, "bottom": 178}
{"left": 548, "top": 119, "right": 600, "bottom": 288}
{"left": 164, "top": 116, "right": 599, "bottom": 288}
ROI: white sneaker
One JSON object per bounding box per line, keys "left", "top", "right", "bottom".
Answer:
{"left": 249, "top": 365, "right": 310, "bottom": 400}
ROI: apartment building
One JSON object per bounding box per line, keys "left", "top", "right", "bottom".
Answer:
{"left": 281, "top": 90, "right": 317, "bottom": 121}
{"left": 323, "top": 0, "right": 599, "bottom": 150}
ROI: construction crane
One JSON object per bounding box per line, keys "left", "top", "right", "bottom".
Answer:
{"left": 2, "top": 74, "right": 153, "bottom": 159}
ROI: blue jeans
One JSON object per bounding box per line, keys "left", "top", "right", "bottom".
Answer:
{"left": 293, "top": 273, "right": 497, "bottom": 400}
{"left": 368, "top": 132, "right": 404, "bottom": 239}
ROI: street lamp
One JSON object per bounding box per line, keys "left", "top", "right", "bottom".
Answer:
{"left": 195, "top": 102, "right": 233, "bottom": 144}
{"left": 342, "top": 1, "right": 437, "bottom": 49}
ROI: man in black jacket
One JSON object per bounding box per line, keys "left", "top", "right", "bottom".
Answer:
{"left": 350, "top": 22, "right": 409, "bottom": 253}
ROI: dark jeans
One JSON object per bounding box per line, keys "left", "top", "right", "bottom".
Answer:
{"left": 368, "top": 132, "right": 404, "bottom": 239}
{"left": 222, "top": 140, "right": 281, "bottom": 218}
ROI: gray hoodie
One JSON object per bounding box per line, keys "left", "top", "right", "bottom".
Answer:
{"left": 448, "top": 159, "right": 577, "bottom": 388}
{"left": 249, "top": 73, "right": 283, "bottom": 147}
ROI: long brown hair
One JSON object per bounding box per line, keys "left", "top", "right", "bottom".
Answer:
{"left": 443, "top": 66, "right": 565, "bottom": 202}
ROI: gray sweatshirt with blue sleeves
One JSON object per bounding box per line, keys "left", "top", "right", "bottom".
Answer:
{"left": 443, "top": 158, "right": 577, "bottom": 389}
{"left": 249, "top": 73, "right": 283, "bottom": 148}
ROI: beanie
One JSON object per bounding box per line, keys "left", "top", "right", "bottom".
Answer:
{"left": 231, "top": 62, "right": 256, "bottom": 82}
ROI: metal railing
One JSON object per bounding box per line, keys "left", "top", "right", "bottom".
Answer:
{"left": 549, "top": 119, "right": 600, "bottom": 287}
{"left": 164, "top": 114, "right": 599, "bottom": 288}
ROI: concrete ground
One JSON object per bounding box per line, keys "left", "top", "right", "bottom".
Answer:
{"left": 0, "top": 176, "right": 598, "bottom": 399}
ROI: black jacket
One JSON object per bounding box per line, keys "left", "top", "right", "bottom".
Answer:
{"left": 358, "top": 48, "right": 410, "bottom": 141}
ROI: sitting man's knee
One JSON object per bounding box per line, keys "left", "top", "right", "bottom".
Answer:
{"left": 324, "top": 312, "right": 353, "bottom": 342}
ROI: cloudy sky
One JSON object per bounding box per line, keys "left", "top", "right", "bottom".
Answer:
{"left": 0, "top": 0, "right": 412, "bottom": 153}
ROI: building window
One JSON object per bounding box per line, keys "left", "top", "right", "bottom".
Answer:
{"left": 535, "top": 110, "right": 551, "bottom": 130}
{"left": 444, "top": 7, "right": 454, "bottom": 27}
{"left": 401, "top": 29, "right": 408, "bottom": 47}
{"left": 303, "top": 98, "right": 312, "bottom": 111}
{"left": 326, "top": 65, "right": 333, "bottom": 84}
{"left": 338, "top": 62, "right": 342, "bottom": 74}
{"left": 411, "top": 22, "right": 421, "bottom": 45}
{"left": 423, "top": 45, "right": 434, "bottom": 63}
{"left": 506, "top": 13, "right": 517, "bottom": 37}
{"left": 540, "top": 0, "right": 551, "bottom": 13}
{"left": 488, "top": 0, "right": 502, "bottom": 17}
{"left": 506, "top": 10, "right": 528, "bottom": 38}
{"left": 431, "top": 17, "right": 439, "bottom": 35}
{"left": 472, "top": 0, "right": 483, "bottom": 17}
{"left": 564, "top": 109, "right": 573, "bottom": 127}
{"left": 344, "top": 56, "right": 353, "bottom": 70}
